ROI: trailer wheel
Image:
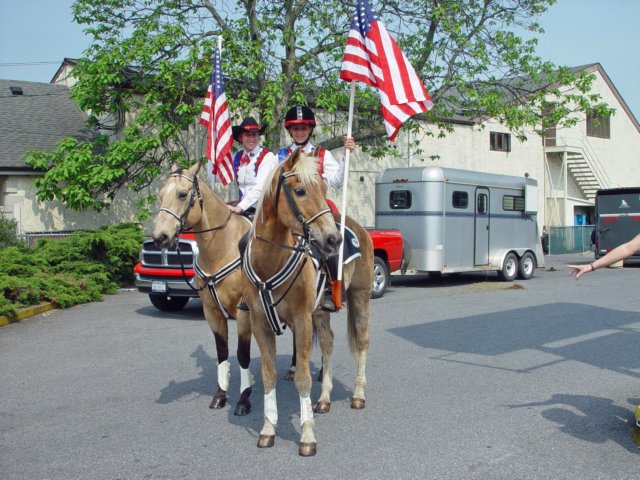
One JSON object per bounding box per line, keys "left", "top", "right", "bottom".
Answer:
{"left": 517, "top": 252, "right": 535, "bottom": 280}
{"left": 372, "top": 256, "right": 389, "bottom": 299}
{"left": 498, "top": 252, "right": 518, "bottom": 282}
{"left": 149, "top": 295, "right": 190, "bottom": 311}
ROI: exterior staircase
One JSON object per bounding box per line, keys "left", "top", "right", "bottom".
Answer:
{"left": 566, "top": 152, "right": 600, "bottom": 201}
{"left": 545, "top": 133, "right": 611, "bottom": 202}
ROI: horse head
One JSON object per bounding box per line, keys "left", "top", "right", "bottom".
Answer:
{"left": 257, "top": 148, "right": 342, "bottom": 259}
{"left": 152, "top": 162, "right": 204, "bottom": 248}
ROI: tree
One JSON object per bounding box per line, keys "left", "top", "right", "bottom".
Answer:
{"left": 26, "top": 0, "right": 612, "bottom": 213}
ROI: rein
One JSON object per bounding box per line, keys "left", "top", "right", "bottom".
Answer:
{"left": 161, "top": 171, "right": 241, "bottom": 297}
{"left": 274, "top": 169, "right": 332, "bottom": 242}
{"left": 245, "top": 166, "right": 331, "bottom": 335}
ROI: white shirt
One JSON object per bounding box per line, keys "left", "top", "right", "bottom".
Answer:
{"left": 234, "top": 146, "right": 277, "bottom": 211}
{"left": 284, "top": 142, "right": 345, "bottom": 189}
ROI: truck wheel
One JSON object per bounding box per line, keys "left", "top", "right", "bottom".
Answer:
{"left": 149, "top": 295, "right": 190, "bottom": 311}
{"left": 372, "top": 256, "right": 389, "bottom": 299}
{"left": 517, "top": 252, "right": 535, "bottom": 280}
{"left": 497, "top": 252, "right": 518, "bottom": 282}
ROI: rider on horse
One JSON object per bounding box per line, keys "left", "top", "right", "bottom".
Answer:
{"left": 211, "top": 116, "right": 277, "bottom": 216}
{"left": 279, "top": 105, "right": 357, "bottom": 311}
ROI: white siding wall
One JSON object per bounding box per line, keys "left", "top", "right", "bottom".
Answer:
{"left": 10, "top": 66, "right": 640, "bottom": 234}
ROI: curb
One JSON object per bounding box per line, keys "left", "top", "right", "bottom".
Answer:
{"left": 0, "top": 303, "right": 56, "bottom": 327}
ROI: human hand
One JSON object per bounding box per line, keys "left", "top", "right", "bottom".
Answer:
{"left": 344, "top": 136, "right": 356, "bottom": 152}
{"left": 228, "top": 205, "right": 243, "bottom": 214}
{"left": 566, "top": 264, "right": 591, "bottom": 280}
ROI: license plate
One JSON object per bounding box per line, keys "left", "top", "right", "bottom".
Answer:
{"left": 151, "top": 281, "right": 167, "bottom": 293}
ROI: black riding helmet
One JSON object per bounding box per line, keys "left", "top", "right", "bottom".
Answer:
{"left": 284, "top": 105, "right": 316, "bottom": 128}
{"left": 284, "top": 105, "right": 316, "bottom": 146}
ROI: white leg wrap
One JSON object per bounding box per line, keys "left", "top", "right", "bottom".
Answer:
{"left": 299, "top": 395, "right": 313, "bottom": 426}
{"left": 264, "top": 390, "right": 278, "bottom": 426}
{"left": 239, "top": 367, "right": 254, "bottom": 392}
{"left": 217, "top": 360, "right": 230, "bottom": 391}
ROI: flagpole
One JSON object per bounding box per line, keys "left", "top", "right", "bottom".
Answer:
{"left": 334, "top": 81, "right": 356, "bottom": 307}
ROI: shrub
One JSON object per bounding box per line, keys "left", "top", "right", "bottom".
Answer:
{"left": 0, "top": 223, "right": 144, "bottom": 317}
{"left": 0, "top": 215, "right": 22, "bottom": 250}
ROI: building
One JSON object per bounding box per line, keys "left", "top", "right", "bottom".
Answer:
{"left": 1, "top": 62, "right": 639, "bottom": 234}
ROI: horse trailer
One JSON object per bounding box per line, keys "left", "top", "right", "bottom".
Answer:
{"left": 375, "top": 166, "right": 545, "bottom": 280}
{"left": 594, "top": 187, "right": 640, "bottom": 259}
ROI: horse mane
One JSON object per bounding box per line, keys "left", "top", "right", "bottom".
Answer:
{"left": 253, "top": 150, "right": 318, "bottom": 226}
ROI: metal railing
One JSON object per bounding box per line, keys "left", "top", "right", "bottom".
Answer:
{"left": 547, "top": 225, "right": 594, "bottom": 254}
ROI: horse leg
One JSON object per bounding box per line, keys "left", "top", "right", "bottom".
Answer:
{"left": 347, "top": 289, "right": 370, "bottom": 409}
{"left": 312, "top": 311, "right": 333, "bottom": 414}
{"left": 234, "top": 310, "right": 253, "bottom": 416}
{"left": 251, "top": 315, "right": 278, "bottom": 448}
{"left": 294, "top": 317, "right": 317, "bottom": 456}
{"left": 210, "top": 329, "right": 230, "bottom": 409}
{"left": 284, "top": 334, "right": 296, "bottom": 381}
{"left": 201, "top": 300, "right": 231, "bottom": 409}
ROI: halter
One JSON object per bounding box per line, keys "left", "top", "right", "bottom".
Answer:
{"left": 273, "top": 169, "right": 332, "bottom": 242}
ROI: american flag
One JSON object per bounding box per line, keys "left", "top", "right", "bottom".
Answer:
{"left": 340, "top": 0, "right": 433, "bottom": 141}
{"left": 200, "top": 45, "right": 234, "bottom": 185}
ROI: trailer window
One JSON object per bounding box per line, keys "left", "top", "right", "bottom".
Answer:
{"left": 452, "top": 191, "right": 468, "bottom": 208}
{"left": 389, "top": 190, "right": 411, "bottom": 209}
{"left": 477, "top": 193, "right": 488, "bottom": 215}
{"left": 502, "top": 195, "right": 525, "bottom": 211}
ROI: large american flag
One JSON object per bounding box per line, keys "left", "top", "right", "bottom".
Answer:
{"left": 200, "top": 45, "right": 234, "bottom": 185}
{"left": 340, "top": 0, "right": 433, "bottom": 141}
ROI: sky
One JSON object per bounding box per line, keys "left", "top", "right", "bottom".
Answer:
{"left": 1, "top": 0, "right": 639, "bottom": 120}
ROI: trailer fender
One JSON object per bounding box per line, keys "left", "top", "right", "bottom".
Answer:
{"left": 491, "top": 248, "right": 537, "bottom": 270}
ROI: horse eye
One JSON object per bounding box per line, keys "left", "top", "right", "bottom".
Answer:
{"left": 294, "top": 187, "right": 306, "bottom": 197}
{"left": 178, "top": 191, "right": 189, "bottom": 200}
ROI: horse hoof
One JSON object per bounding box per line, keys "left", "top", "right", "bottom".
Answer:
{"left": 314, "top": 401, "right": 331, "bottom": 414}
{"left": 351, "top": 398, "right": 366, "bottom": 409}
{"left": 257, "top": 435, "right": 275, "bottom": 448}
{"left": 283, "top": 369, "right": 295, "bottom": 382}
{"left": 233, "top": 401, "right": 251, "bottom": 416}
{"left": 209, "top": 396, "right": 227, "bottom": 409}
{"left": 299, "top": 442, "right": 317, "bottom": 457}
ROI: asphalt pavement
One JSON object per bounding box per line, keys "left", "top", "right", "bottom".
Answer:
{"left": 1, "top": 253, "right": 639, "bottom": 479}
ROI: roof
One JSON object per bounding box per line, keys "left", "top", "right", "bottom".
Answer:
{"left": 0, "top": 79, "right": 97, "bottom": 171}
{"left": 438, "top": 63, "right": 640, "bottom": 132}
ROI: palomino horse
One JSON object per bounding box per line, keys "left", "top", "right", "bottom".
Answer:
{"left": 242, "top": 149, "right": 373, "bottom": 456}
{"left": 152, "top": 162, "right": 254, "bottom": 416}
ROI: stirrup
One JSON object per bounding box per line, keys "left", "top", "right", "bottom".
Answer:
{"left": 321, "top": 291, "right": 338, "bottom": 312}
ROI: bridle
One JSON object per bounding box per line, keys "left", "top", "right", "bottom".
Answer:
{"left": 271, "top": 168, "right": 332, "bottom": 243}
{"left": 245, "top": 166, "right": 333, "bottom": 335}
{"left": 159, "top": 171, "right": 232, "bottom": 235}
{"left": 158, "top": 170, "right": 242, "bottom": 302}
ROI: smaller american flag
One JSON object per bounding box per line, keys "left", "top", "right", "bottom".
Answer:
{"left": 200, "top": 45, "right": 234, "bottom": 185}
{"left": 340, "top": 0, "right": 433, "bottom": 141}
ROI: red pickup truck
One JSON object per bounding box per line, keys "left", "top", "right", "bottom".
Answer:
{"left": 134, "top": 229, "right": 404, "bottom": 311}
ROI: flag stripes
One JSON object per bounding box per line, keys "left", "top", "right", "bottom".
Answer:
{"left": 340, "top": 0, "right": 433, "bottom": 141}
{"left": 200, "top": 45, "right": 234, "bottom": 185}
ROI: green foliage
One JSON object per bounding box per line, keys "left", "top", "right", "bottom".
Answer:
{"left": 0, "top": 223, "right": 144, "bottom": 317}
{"left": 24, "top": 0, "right": 613, "bottom": 214}
{"left": 0, "top": 215, "right": 22, "bottom": 250}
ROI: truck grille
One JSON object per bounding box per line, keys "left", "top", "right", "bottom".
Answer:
{"left": 140, "top": 239, "right": 196, "bottom": 268}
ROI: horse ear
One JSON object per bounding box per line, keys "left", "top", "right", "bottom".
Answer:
{"left": 192, "top": 160, "right": 203, "bottom": 177}
{"left": 284, "top": 147, "right": 302, "bottom": 170}
{"left": 170, "top": 162, "right": 181, "bottom": 173}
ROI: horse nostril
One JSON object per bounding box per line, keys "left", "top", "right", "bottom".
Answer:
{"left": 327, "top": 233, "right": 342, "bottom": 252}
{"left": 153, "top": 233, "right": 167, "bottom": 246}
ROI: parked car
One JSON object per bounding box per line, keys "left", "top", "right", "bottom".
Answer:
{"left": 134, "top": 229, "right": 404, "bottom": 311}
